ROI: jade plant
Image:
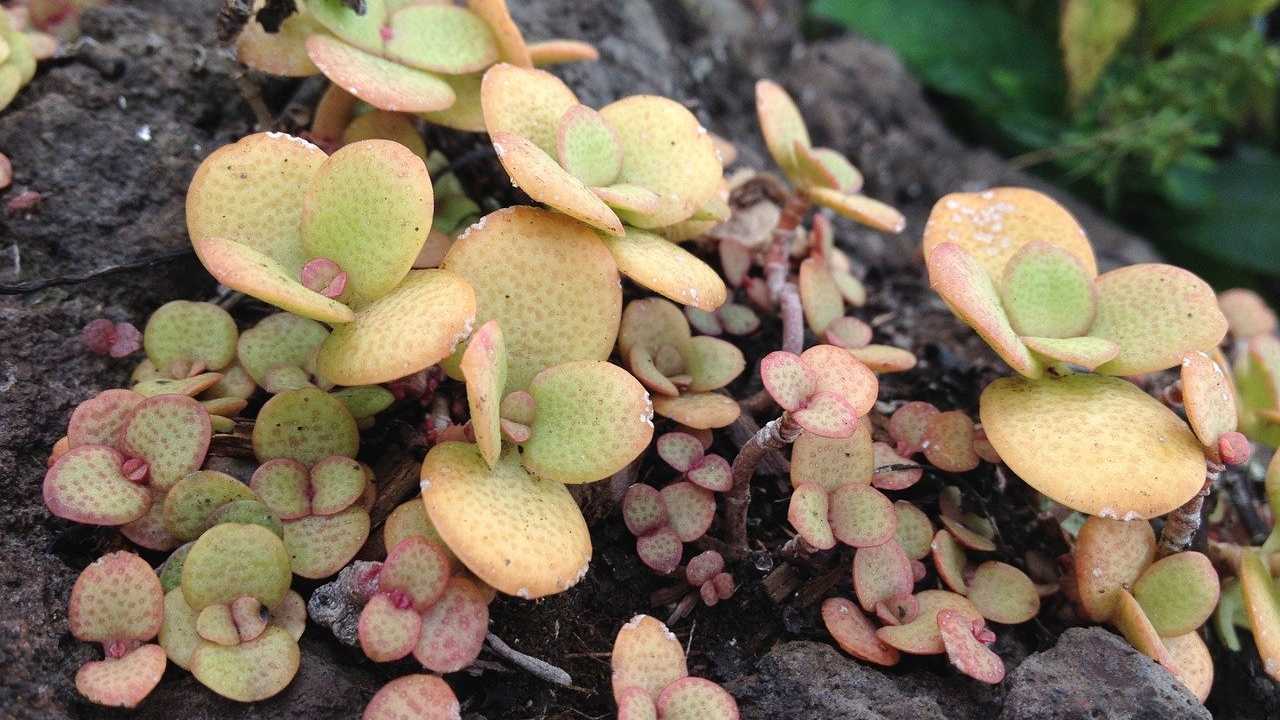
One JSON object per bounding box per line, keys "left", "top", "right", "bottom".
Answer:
{"left": 612, "top": 615, "right": 740, "bottom": 720}
{"left": 234, "top": 0, "right": 596, "bottom": 127}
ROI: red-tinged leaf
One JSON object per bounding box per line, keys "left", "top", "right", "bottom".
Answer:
{"left": 760, "top": 351, "right": 814, "bottom": 411}
{"left": 636, "top": 527, "right": 683, "bottom": 575}
{"left": 792, "top": 391, "right": 860, "bottom": 438}
{"left": 821, "top": 597, "right": 899, "bottom": 666}
{"left": 871, "top": 442, "right": 922, "bottom": 491}
{"left": 657, "top": 432, "right": 704, "bottom": 472}
{"left": 362, "top": 674, "right": 461, "bottom": 720}
{"left": 381, "top": 536, "right": 452, "bottom": 611}
{"left": 854, "top": 540, "right": 913, "bottom": 612}
{"left": 931, "top": 529, "right": 969, "bottom": 594}
{"left": 661, "top": 482, "right": 715, "bottom": 542}
{"left": 938, "top": 609, "right": 1005, "bottom": 684}
{"left": 875, "top": 594, "right": 919, "bottom": 626}
{"left": 75, "top": 643, "right": 166, "bottom": 709}
{"left": 623, "top": 484, "right": 668, "bottom": 537}
{"left": 788, "top": 483, "right": 835, "bottom": 550}
{"left": 413, "top": 576, "right": 489, "bottom": 673}
{"left": 888, "top": 401, "right": 939, "bottom": 457}
{"left": 687, "top": 454, "right": 732, "bottom": 493}
{"left": 922, "top": 410, "right": 979, "bottom": 473}
{"left": 828, "top": 484, "right": 896, "bottom": 547}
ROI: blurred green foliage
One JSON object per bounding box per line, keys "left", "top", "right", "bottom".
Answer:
{"left": 812, "top": 0, "right": 1280, "bottom": 281}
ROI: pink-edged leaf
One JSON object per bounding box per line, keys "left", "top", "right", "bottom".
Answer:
{"left": 938, "top": 609, "right": 1004, "bottom": 684}
{"left": 972, "top": 428, "right": 1002, "bottom": 464}
{"left": 359, "top": 593, "right": 423, "bottom": 662}
{"left": 44, "top": 446, "right": 151, "bottom": 526}
{"left": 800, "top": 345, "right": 878, "bottom": 417}
{"left": 380, "top": 536, "right": 452, "bottom": 611}
{"left": 939, "top": 515, "right": 997, "bottom": 552}
{"left": 931, "top": 529, "right": 970, "bottom": 593}
{"left": 68, "top": 389, "right": 144, "bottom": 449}
{"left": 824, "top": 316, "right": 873, "bottom": 349}
{"left": 792, "top": 391, "right": 859, "bottom": 438}
{"left": 611, "top": 614, "right": 688, "bottom": 703}
{"left": 75, "top": 643, "right": 166, "bottom": 709}
{"left": 655, "top": 677, "right": 740, "bottom": 720}
{"left": 657, "top": 432, "right": 705, "bottom": 472}
{"left": 871, "top": 442, "right": 922, "bottom": 491}
{"left": 888, "top": 401, "right": 939, "bottom": 457}
{"left": 853, "top": 540, "right": 913, "bottom": 612}
{"left": 828, "top": 483, "right": 896, "bottom": 547}
{"left": 250, "top": 459, "right": 311, "bottom": 520}
{"left": 121, "top": 395, "right": 212, "bottom": 492}
{"left": 821, "top": 597, "right": 899, "bottom": 666}
{"left": 661, "top": 482, "right": 715, "bottom": 542}
{"left": 413, "top": 576, "right": 490, "bottom": 673}
{"left": 281, "top": 506, "right": 370, "bottom": 579}
{"left": 617, "top": 686, "right": 659, "bottom": 720}
{"left": 636, "top": 527, "right": 683, "bottom": 575}
{"left": 922, "top": 410, "right": 979, "bottom": 473}
{"left": 362, "top": 674, "right": 461, "bottom": 720}
{"left": 788, "top": 483, "right": 835, "bottom": 550}
{"left": 623, "top": 484, "right": 669, "bottom": 537}
{"left": 309, "top": 455, "right": 367, "bottom": 516}
{"left": 760, "top": 351, "right": 815, "bottom": 411}
{"left": 876, "top": 590, "right": 982, "bottom": 655}
{"left": 69, "top": 551, "right": 163, "bottom": 643}
{"left": 685, "top": 551, "right": 725, "bottom": 587}
{"left": 968, "top": 561, "right": 1040, "bottom": 624}
{"left": 893, "top": 501, "right": 935, "bottom": 561}
{"left": 687, "top": 454, "right": 732, "bottom": 493}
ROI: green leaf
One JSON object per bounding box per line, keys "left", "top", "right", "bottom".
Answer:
{"left": 1060, "top": 0, "right": 1139, "bottom": 108}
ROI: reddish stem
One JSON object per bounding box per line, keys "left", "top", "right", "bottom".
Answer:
{"left": 725, "top": 412, "right": 803, "bottom": 549}
{"left": 764, "top": 194, "right": 810, "bottom": 356}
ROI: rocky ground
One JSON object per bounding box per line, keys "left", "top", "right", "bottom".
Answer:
{"left": 0, "top": 1, "right": 1274, "bottom": 718}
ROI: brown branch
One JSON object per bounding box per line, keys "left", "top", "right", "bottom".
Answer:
{"left": 763, "top": 194, "right": 809, "bottom": 356}
{"left": 1157, "top": 464, "right": 1218, "bottom": 557}
{"left": 725, "top": 413, "right": 803, "bottom": 549}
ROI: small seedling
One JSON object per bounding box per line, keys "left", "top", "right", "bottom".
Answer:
{"left": 611, "top": 615, "right": 738, "bottom": 719}
{"left": 82, "top": 319, "right": 142, "bottom": 358}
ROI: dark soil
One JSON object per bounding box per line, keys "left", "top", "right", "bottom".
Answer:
{"left": 0, "top": 1, "right": 1271, "bottom": 719}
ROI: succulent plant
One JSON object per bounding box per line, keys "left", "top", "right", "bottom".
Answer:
{"left": 363, "top": 674, "right": 461, "bottom": 720}
{"left": 81, "top": 318, "right": 143, "bottom": 358}
{"left": 0, "top": 3, "right": 59, "bottom": 112}
{"left": 234, "top": 0, "right": 596, "bottom": 125}
{"left": 611, "top": 615, "right": 739, "bottom": 720}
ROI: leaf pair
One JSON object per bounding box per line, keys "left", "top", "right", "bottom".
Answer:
{"left": 760, "top": 345, "right": 878, "bottom": 438}
{"left": 612, "top": 615, "right": 738, "bottom": 720}
{"left": 623, "top": 482, "right": 717, "bottom": 575}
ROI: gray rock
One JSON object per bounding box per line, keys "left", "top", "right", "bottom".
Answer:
{"left": 1000, "top": 628, "right": 1211, "bottom": 720}
{"left": 728, "top": 641, "right": 1000, "bottom": 720}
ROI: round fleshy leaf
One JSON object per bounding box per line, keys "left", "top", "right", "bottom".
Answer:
{"left": 68, "top": 389, "right": 143, "bottom": 448}
{"left": 800, "top": 345, "right": 878, "bottom": 417}
{"left": 385, "top": 4, "right": 497, "bottom": 74}
{"left": 317, "top": 268, "right": 476, "bottom": 385}
{"left": 871, "top": 442, "right": 922, "bottom": 491}
{"left": 250, "top": 459, "right": 310, "bottom": 520}
{"left": 342, "top": 110, "right": 428, "bottom": 162}
{"left": 788, "top": 483, "right": 835, "bottom": 550}
{"left": 306, "top": 34, "right": 456, "bottom": 113}
{"left": 186, "top": 132, "right": 327, "bottom": 272}
{"left": 592, "top": 183, "right": 663, "bottom": 217}
{"left": 661, "top": 481, "right": 715, "bottom": 543}
{"left": 422, "top": 443, "right": 591, "bottom": 598}
{"left": 618, "top": 687, "right": 658, "bottom": 720}
{"left": 182, "top": 523, "right": 292, "bottom": 611}
{"left": 212, "top": 499, "right": 284, "bottom": 538}
{"left": 359, "top": 593, "right": 422, "bottom": 662}
{"left": 253, "top": 387, "right": 359, "bottom": 466}
{"left": 829, "top": 484, "right": 895, "bottom": 548}
{"left": 968, "top": 561, "right": 1040, "bottom": 624}
{"left": 522, "top": 361, "right": 653, "bottom": 484}
{"left": 480, "top": 63, "right": 575, "bottom": 154}
{"left": 163, "top": 470, "right": 257, "bottom": 540}
{"left": 1180, "top": 350, "right": 1237, "bottom": 452}
{"left": 980, "top": 374, "right": 1205, "bottom": 519}
{"left": 683, "top": 337, "right": 744, "bottom": 392}
{"left": 556, "top": 104, "right": 621, "bottom": 187}
{"left": 1163, "top": 631, "right": 1213, "bottom": 702}
{"left": 921, "top": 410, "right": 979, "bottom": 473}
{"left": 875, "top": 590, "right": 982, "bottom": 655}
{"left": 1112, "top": 589, "right": 1176, "bottom": 670}
{"left": 718, "top": 303, "right": 760, "bottom": 336}
{"left": 143, "top": 300, "right": 237, "bottom": 376}
{"left": 793, "top": 392, "right": 860, "bottom": 438}
{"left": 893, "top": 501, "right": 934, "bottom": 561}
{"left": 618, "top": 297, "right": 692, "bottom": 360}
{"left": 461, "top": 320, "right": 507, "bottom": 467}
{"left": 384, "top": 497, "right": 457, "bottom": 564}
{"left": 382, "top": 536, "right": 452, "bottom": 610}
{"left": 1132, "top": 551, "right": 1219, "bottom": 637}
{"left": 196, "top": 604, "right": 241, "bottom": 647}
{"left": 923, "top": 188, "right": 1096, "bottom": 281}
{"left": 76, "top": 643, "right": 166, "bottom": 709}
{"left": 120, "top": 394, "right": 212, "bottom": 491}
{"left": 1240, "top": 550, "right": 1280, "bottom": 682}
{"left": 282, "top": 506, "right": 371, "bottom": 579}
{"left": 636, "top": 526, "right": 683, "bottom": 575}
{"left": 685, "top": 551, "right": 725, "bottom": 588}
{"left": 938, "top": 610, "right": 1004, "bottom": 684}
{"left": 825, "top": 316, "right": 872, "bottom": 349}
{"left": 888, "top": 402, "right": 939, "bottom": 457}
{"left": 999, "top": 241, "right": 1096, "bottom": 338}
{"left": 235, "top": 3, "right": 320, "bottom": 76}
{"left": 1089, "top": 264, "right": 1228, "bottom": 376}
{"left": 1022, "top": 335, "right": 1119, "bottom": 371}
{"left": 657, "top": 432, "right": 704, "bottom": 473}
{"left": 121, "top": 497, "right": 182, "bottom": 552}
{"left": 44, "top": 446, "right": 150, "bottom": 526}
{"left": 1219, "top": 288, "right": 1276, "bottom": 338}
{"left": 159, "top": 587, "right": 199, "bottom": 670}
{"left": 760, "top": 351, "right": 815, "bottom": 411}
{"left": 791, "top": 421, "right": 873, "bottom": 492}
{"left": 854, "top": 540, "right": 913, "bottom": 612}
{"left": 603, "top": 226, "right": 727, "bottom": 311}
{"left": 191, "top": 237, "right": 355, "bottom": 324}
{"left": 310, "top": 455, "right": 368, "bottom": 515}
{"left": 931, "top": 529, "right": 969, "bottom": 593}
{"left": 332, "top": 385, "right": 396, "bottom": 421}
{"left": 444, "top": 207, "right": 621, "bottom": 390}
{"left": 687, "top": 455, "right": 732, "bottom": 493}
{"left": 623, "top": 484, "right": 668, "bottom": 536}
{"left": 412, "top": 575, "right": 489, "bottom": 673}
{"left": 491, "top": 131, "right": 624, "bottom": 235}
{"left": 237, "top": 312, "right": 329, "bottom": 387}
{"left": 363, "top": 674, "right": 461, "bottom": 720}
{"left": 419, "top": 72, "right": 487, "bottom": 133}
{"left": 599, "top": 95, "right": 723, "bottom": 228}
{"left": 1074, "top": 516, "right": 1157, "bottom": 623}
{"left": 814, "top": 148, "right": 863, "bottom": 194}
{"left": 847, "top": 345, "right": 917, "bottom": 374}
{"left": 202, "top": 397, "right": 248, "bottom": 417}
{"left": 755, "top": 80, "right": 809, "bottom": 173}
{"left": 938, "top": 515, "right": 996, "bottom": 552}
{"left": 656, "top": 677, "right": 739, "bottom": 720}
{"left": 687, "top": 308, "right": 724, "bottom": 338}
{"left": 69, "top": 551, "right": 163, "bottom": 643}
{"left": 651, "top": 392, "right": 740, "bottom": 429}
{"left": 927, "top": 243, "right": 1041, "bottom": 378}
{"left": 611, "top": 615, "right": 688, "bottom": 703}
{"left": 804, "top": 188, "right": 905, "bottom": 233}
{"left": 301, "top": 139, "right": 433, "bottom": 307}
{"left": 190, "top": 625, "right": 299, "bottom": 702}
{"left": 799, "top": 257, "right": 844, "bottom": 335}
{"left": 790, "top": 141, "right": 840, "bottom": 190}
{"left": 628, "top": 345, "right": 681, "bottom": 397}
{"left": 822, "top": 597, "right": 899, "bottom": 666}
